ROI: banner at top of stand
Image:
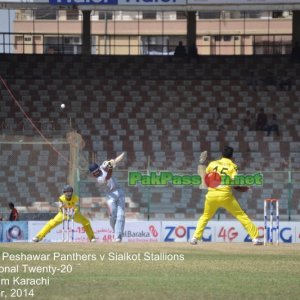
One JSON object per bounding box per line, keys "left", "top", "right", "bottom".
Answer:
{"left": 188, "top": 0, "right": 300, "bottom": 3}
{"left": 49, "top": 0, "right": 186, "bottom": 5}
{"left": 47, "top": 0, "right": 300, "bottom": 4}
{"left": 1, "top": 0, "right": 300, "bottom": 5}
{"left": 1, "top": 0, "right": 299, "bottom": 5}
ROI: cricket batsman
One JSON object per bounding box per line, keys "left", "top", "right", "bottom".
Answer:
{"left": 32, "top": 185, "right": 96, "bottom": 242}
{"left": 89, "top": 153, "right": 125, "bottom": 242}
{"left": 190, "top": 146, "right": 263, "bottom": 245}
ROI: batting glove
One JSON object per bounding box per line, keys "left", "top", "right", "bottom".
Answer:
{"left": 102, "top": 160, "right": 112, "bottom": 169}
{"left": 108, "top": 159, "right": 116, "bottom": 168}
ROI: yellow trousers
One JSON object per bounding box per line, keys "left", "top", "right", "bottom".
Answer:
{"left": 193, "top": 191, "right": 259, "bottom": 240}
{"left": 36, "top": 210, "right": 95, "bottom": 241}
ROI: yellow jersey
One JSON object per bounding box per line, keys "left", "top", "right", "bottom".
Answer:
{"left": 58, "top": 194, "right": 79, "bottom": 209}
{"left": 206, "top": 157, "right": 237, "bottom": 193}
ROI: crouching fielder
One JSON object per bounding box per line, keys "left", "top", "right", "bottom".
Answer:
{"left": 89, "top": 155, "right": 125, "bottom": 242}
{"left": 32, "top": 185, "right": 96, "bottom": 242}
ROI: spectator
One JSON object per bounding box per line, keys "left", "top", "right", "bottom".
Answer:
{"left": 247, "top": 71, "right": 259, "bottom": 91}
{"left": 267, "top": 114, "right": 280, "bottom": 137}
{"left": 263, "top": 71, "right": 276, "bottom": 87}
{"left": 174, "top": 41, "right": 187, "bottom": 57}
{"left": 188, "top": 43, "right": 198, "bottom": 58}
{"left": 243, "top": 110, "right": 253, "bottom": 131}
{"left": 279, "top": 72, "right": 292, "bottom": 91}
{"left": 9, "top": 202, "right": 19, "bottom": 221}
{"left": 291, "top": 41, "right": 300, "bottom": 61}
{"left": 255, "top": 108, "right": 268, "bottom": 131}
{"left": 215, "top": 106, "right": 225, "bottom": 131}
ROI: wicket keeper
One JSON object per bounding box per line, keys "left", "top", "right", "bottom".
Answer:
{"left": 190, "top": 146, "right": 263, "bottom": 245}
{"left": 32, "top": 185, "right": 96, "bottom": 242}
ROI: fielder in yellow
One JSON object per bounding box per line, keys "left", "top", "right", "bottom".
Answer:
{"left": 190, "top": 146, "right": 263, "bottom": 245}
{"left": 32, "top": 185, "right": 96, "bottom": 242}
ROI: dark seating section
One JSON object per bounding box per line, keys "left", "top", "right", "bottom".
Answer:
{"left": 0, "top": 54, "right": 299, "bottom": 220}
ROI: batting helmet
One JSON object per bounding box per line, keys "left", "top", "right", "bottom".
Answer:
{"left": 62, "top": 184, "right": 73, "bottom": 193}
{"left": 89, "top": 163, "right": 99, "bottom": 173}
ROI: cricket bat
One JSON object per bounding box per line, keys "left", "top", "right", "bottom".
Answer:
{"left": 109, "top": 152, "right": 125, "bottom": 168}
{"left": 114, "top": 152, "right": 125, "bottom": 163}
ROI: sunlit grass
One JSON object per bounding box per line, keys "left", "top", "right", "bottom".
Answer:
{"left": 0, "top": 243, "right": 299, "bottom": 300}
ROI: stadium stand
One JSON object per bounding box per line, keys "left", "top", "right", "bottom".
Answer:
{"left": 0, "top": 54, "right": 299, "bottom": 220}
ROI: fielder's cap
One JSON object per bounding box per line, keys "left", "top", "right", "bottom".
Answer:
{"left": 89, "top": 163, "right": 99, "bottom": 173}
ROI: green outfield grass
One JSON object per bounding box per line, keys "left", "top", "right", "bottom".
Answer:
{"left": 0, "top": 243, "right": 300, "bottom": 300}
